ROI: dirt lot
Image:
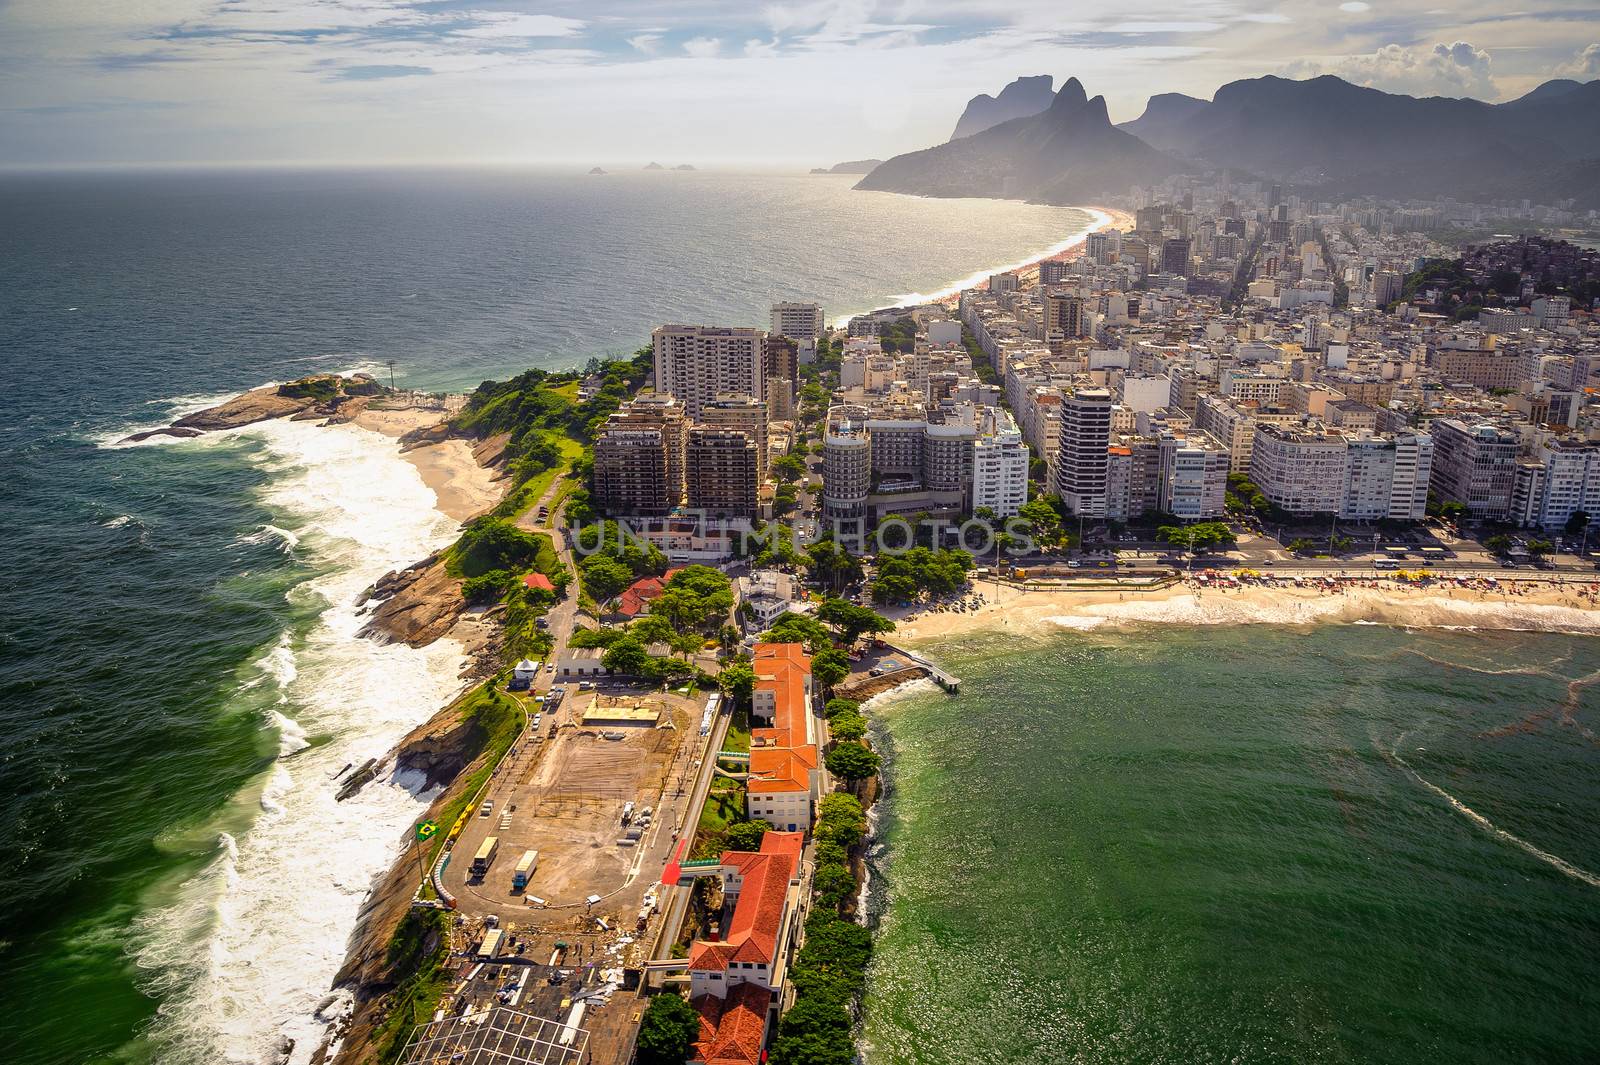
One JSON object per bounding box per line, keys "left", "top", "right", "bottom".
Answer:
{"left": 446, "top": 689, "right": 705, "bottom": 921}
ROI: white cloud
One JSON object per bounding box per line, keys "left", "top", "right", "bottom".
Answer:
{"left": 1339, "top": 2, "right": 1371, "bottom": 12}
{"left": 1290, "top": 40, "right": 1499, "bottom": 99}
{"left": 682, "top": 36, "right": 721, "bottom": 58}
{"left": 744, "top": 37, "right": 780, "bottom": 58}
{"left": 627, "top": 33, "right": 663, "bottom": 54}
{"left": 1557, "top": 42, "right": 1600, "bottom": 79}
{"left": 451, "top": 14, "right": 585, "bottom": 40}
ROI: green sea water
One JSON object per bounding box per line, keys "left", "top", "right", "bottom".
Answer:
{"left": 861, "top": 623, "right": 1600, "bottom": 1064}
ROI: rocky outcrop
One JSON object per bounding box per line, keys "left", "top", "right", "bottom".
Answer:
{"left": 811, "top": 158, "right": 883, "bottom": 175}
{"left": 120, "top": 374, "right": 385, "bottom": 443}
{"left": 322, "top": 686, "right": 503, "bottom": 1065}
{"left": 359, "top": 554, "right": 466, "bottom": 648}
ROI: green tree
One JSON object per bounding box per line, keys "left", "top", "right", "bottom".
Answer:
{"left": 764, "top": 611, "right": 834, "bottom": 648}
{"left": 1484, "top": 533, "right": 1513, "bottom": 554}
{"left": 811, "top": 647, "right": 851, "bottom": 690}
{"left": 1016, "top": 496, "right": 1062, "bottom": 549}
{"left": 828, "top": 710, "right": 867, "bottom": 742}
{"left": 724, "top": 821, "right": 767, "bottom": 851}
{"left": 816, "top": 598, "right": 895, "bottom": 644}
{"left": 718, "top": 658, "right": 755, "bottom": 704}
{"left": 806, "top": 540, "right": 863, "bottom": 593}
{"left": 824, "top": 742, "right": 880, "bottom": 782}
{"left": 635, "top": 993, "right": 700, "bottom": 1065}
{"left": 771, "top": 453, "right": 808, "bottom": 484}
{"left": 601, "top": 635, "right": 650, "bottom": 675}
{"left": 822, "top": 697, "right": 860, "bottom": 720}
{"left": 1565, "top": 510, "right": 1590, "bottom": 538}
{"left": 580, "top": 554, "right": 633, "bottom": 602}
{"left": 1527, "top": 538, "right": 1554, "bottom": 558}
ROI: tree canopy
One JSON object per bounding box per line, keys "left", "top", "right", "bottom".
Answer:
{"left": 635, "top": 993, "right": 700, "bottom": 1065}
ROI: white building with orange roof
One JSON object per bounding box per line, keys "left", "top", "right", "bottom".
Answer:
{"left": 746, "top": 643, "right": 819, "bottom": 832}
{"left": 687, "top": 831, "right": 806, "bottom": 1065}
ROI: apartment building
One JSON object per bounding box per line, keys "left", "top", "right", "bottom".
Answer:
{"left": 700, "top": 394, "right": 770, "bottom": 482}
{"left": 1251, "top": 424, "right": 1432, "bottom": 519}
{"left": 1158, "top": 430, "right": 1231, "bottom": 519}
{"left": 653, "top": 325, "right": 766, "bottom": 417}
{"left": 1057, "top": 388, "right": 1112, "bottom": 517}
{"left": 592, "top": 394, "right": 687, "bottom": 514}
{"left": 685, "top": 426, "right": 759, "bottom": 519}
{"left": 1427, "top": 419, "right": 1518, "bottom": 519}
{"left": 769, "top": 302, "right": 824, "bottom": 346}
{"left": 971, "top": 410, "right": 1030, "bottom": 517}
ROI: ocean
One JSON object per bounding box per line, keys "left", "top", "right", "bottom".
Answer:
{"left": 861, "top": 622, "right": 1600, "bottom": 1064}
{"left": 0, "top": 167, "right": 1096, "bottom": 1065}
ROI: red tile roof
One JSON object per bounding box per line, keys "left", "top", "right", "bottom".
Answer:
{"left": 522, "top": 572, "right": 555, "bottom": 592}
{"left": 616, "top": 567, "right": 685, "bottom": 617}
{"left": 749, "top": 644, "right": 814, "bottom": 798}
{"left": 692, "top": 983, "right": 772, "bottom": 1065}
{"left": 688, "top": 831, "right": 802, "bottom": 972}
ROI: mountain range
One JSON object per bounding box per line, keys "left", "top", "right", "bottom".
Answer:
{"left": 858, "top": 73, "right": 1600, "bottom": 208}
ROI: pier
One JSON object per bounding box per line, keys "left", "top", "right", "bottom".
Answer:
{"left": 877, "top": 643, "right": 961, "bottom": 694}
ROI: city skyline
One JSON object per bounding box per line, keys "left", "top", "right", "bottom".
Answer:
{"left": 4, "top": 0, "right": 1600, "bottom": 168}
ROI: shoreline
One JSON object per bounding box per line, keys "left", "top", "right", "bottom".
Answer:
{"left": 888, "top": 573, "right": 1600, "bottom": 645}
{"left": 844, "top": 203, "right": 1131, "bottom": 322}
{"left": 347, "top": 404, "right": 505, "bottom": 522}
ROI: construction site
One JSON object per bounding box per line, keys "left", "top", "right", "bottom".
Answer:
{"left": 419, "top": 680, "right": 724, "bottom": 1063}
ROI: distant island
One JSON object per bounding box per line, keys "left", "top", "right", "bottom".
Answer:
{"left": 810, "top": 159, "right": 883, "bottom": 175}
{"left": 643, "top": 161, "right": 664, "bottom": 170}
{"left": 674, "top": 164, "right": 697, "bottom": 171}
{"left": 588, "top": 166, "right": 606, "bottom": 175}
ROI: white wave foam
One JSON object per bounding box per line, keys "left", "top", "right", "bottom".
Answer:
{"left": 128, "top": 418, "right": 468, "bottom": 1065}
{"left": 239, "top": 523, "right": 302, "bottom": 554}
{"left": 1388, "top": 744, "right": 1600, "bottom": 890}
{"left": 102, "top": 514, "right": 136, "bottom": 529}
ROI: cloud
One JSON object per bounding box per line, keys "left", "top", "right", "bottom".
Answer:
{"left": 329, "top": 63, "right": 431, "bottom": 80}
{"left": 627, "top": 33, "right": 663, "bottom": 54}
{"left": 1557, "top": 42, "right": 1600, "bottom": 78}
{"left": 1339, "top": 2, "right": 1370, "bottom": 12}
{"left": 450, "top": 14, "right": 585, "bottom": 41}
{"left": 682, "top": 36, "right": 720, "bottom": 58}
{"left": 1288, "top": 40, "right": 1499, "bottom": 99}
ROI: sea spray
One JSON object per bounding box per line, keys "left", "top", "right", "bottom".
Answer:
{"left": 125, "top": 418, "right": 467, "bottom": 1065}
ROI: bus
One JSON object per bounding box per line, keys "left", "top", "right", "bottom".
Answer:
{"left": 471, "top": 836, "right": 499, "bottom": 878}
{"left": 513, "top": 849, "right": 540, "bottom": 890}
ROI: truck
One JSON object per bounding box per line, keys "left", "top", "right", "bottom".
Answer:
{"left": 471, "top": 836, "right": 499, "bottom": 878}
{"left": 620, "top": 801, "right": 635, "bottom": 825}
{"left": 478, "top": 928, "right": 504, "bottom": 961}
{"left": 513, "top": 849, "right": 540, "bottom": 890}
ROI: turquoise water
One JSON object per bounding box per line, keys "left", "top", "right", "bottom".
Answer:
{"left": 0, "top": 168, "right": 1093, "bottom": 1064}
{"left": 863, "top": 624, "right": 1600, "bottom": 1064}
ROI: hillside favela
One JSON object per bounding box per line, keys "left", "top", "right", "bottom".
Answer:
{"left": 4, "top": 3, "right": 1600, "bottom": 1065}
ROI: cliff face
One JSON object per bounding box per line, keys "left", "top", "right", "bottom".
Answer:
{"left": 949, "top": 74, "right": 1055, "bottom": 140}
{"left": 359, "top": 554, "right": 466, "bottom": 649}
{"left": 860, "top": 78, "right": 1179, "bottom": 204}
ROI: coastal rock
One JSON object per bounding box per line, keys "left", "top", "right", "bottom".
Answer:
{"left": 121, "top": 426, "right": 206, "bottom": 443}
{"left": 358, "top": 553, "right": 466, "bottom": 648}
{"left": 171, "top": 384, "right": 317, "bottom": 431}
{"left": 120, "top": 374, "right": 387, "bottom": 444}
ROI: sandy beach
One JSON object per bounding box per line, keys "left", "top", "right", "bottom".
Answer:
{"left": 890, "top": 573, "right": 1600, "bottom": 643}
{"left": 351, "top": 404, "right": 504, "bottom": 522}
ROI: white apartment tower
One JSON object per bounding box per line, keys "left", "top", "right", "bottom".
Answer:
{"left": 652, "top": 325, "right": 766, "bottom": 418}
{"left": 972, "top": 411, "right": 1030, "bottom": 518}
{"left": 770, "top": 303, "right": 825, "bottom": 346}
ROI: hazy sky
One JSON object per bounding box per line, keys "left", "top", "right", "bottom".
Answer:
{"left": 3, "top": 0, "right": 1598, "bottom": 167}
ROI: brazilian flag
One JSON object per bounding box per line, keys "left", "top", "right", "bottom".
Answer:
{"left": 416, "top": 820, "right": 438, "bottom": 842}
